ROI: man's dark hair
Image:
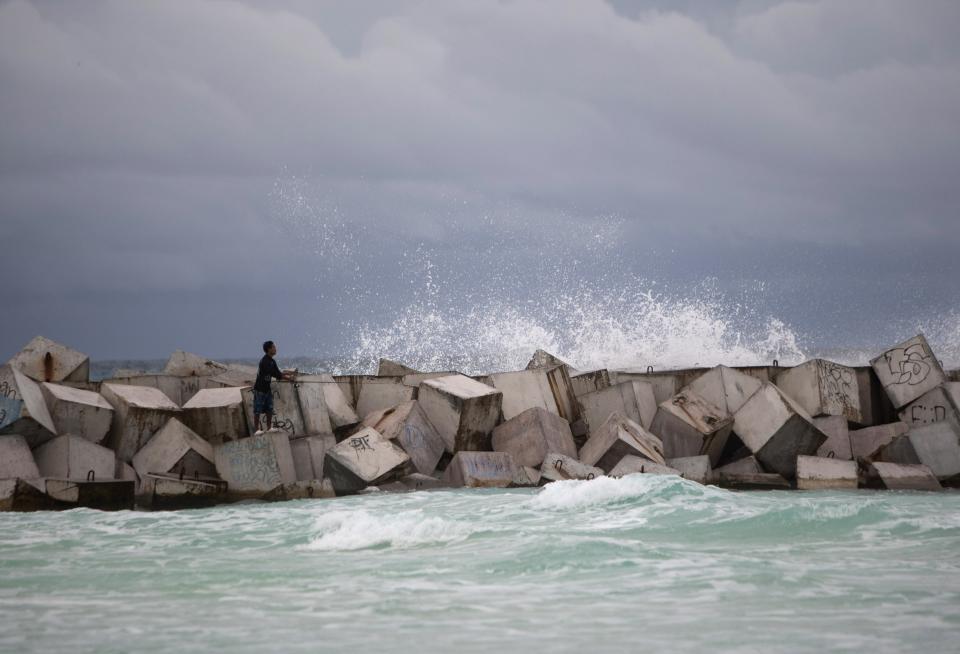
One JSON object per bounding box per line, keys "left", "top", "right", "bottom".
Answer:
{"left": 263, "top": 340, "right": 275, "bottom": 353}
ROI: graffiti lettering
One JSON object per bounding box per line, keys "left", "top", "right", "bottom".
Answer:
{"left": 909, "top": 404, "right": 948, "bottom": 425}
{"left": 0, "top": 381, "right": 18, "bottom": 400}
{"left": 884, "top": 344, "right": 933, "bottom": 386}
{"left": 349, "top": 435, "right": 373, "bottom": 452}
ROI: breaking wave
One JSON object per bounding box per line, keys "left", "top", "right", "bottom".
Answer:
{"left": 299, "top": 508, "right": 472, "bottom": 551}
{"left": 528, "top": 474, "right": 724, "bottom": 511}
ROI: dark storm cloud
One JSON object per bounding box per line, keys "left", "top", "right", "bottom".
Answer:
{"left": 0, "top": 0, "right": 958, "bottom": 358}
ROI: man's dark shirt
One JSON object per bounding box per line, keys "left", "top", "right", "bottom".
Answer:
{"left": 254, "top": 355, "right": 283, "bottom": 394}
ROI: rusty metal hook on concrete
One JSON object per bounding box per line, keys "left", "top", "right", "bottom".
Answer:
{"left": 86, "top": 470, "right": 95, "bottom": 481}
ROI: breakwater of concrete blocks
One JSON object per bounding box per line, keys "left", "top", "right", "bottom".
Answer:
{"left": 1, "top": 333, "right": 959, "bottom": 511}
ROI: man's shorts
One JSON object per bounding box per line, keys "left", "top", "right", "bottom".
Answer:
{"left": 253, "top": 390, "right": 274, "bottom": 415}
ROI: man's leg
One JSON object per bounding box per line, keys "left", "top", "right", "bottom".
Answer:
{"left": 265, "top": 411, "right": 273, "bottom": 431}
{"left": 253, "top": 412, "right": 261, "bottom": 432}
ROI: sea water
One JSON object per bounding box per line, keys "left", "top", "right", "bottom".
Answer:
{"left": 2, "top": 476, "right": 959, "bottom": 653}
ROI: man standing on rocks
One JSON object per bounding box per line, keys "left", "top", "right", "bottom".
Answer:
{"left": 253, "top": 340, "right": 295, "bottom": 432}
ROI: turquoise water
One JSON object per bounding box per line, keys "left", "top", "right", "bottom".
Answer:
{"left": 2, "top": 475, "right": 959, "bottom": 653}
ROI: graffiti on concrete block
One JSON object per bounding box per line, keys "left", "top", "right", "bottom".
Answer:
{"left": 883, "top": 343, "right": 934, "bottom": 386}
{"left": 0, "top": 381, "right": 18, "bottom": 400}
{"left": 349, "top": 435, "right": 374, "bottom": 454}
{"left": 908, "top": 404, "right": 949, "bottom": 425}
{"left": 222, "top": 437, "right": 281, "bottom": 487}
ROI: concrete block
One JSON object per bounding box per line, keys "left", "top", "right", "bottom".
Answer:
{"left": 34, "top": 434, "right": 115, "bottom": 480}
{"left": 715, "top": 455, "right": 762, "bottom": 476}
{"left": 362, "top": 401, "right": 445, "bottom": 475}
{"left": 870, "top": 334, "right": 946, "bottom": 409}
{"left": 579, "top": 381, "right": 657, "bottom": 436}
{"left": 732, "top": 383, "right": 827, "bottom": 479}
{"left": 0, "top": 367, "right": 57, "bottom": 447}
{"left": 294, "top": 380, "right": 334, "bottom": 437}
{"left": 513, "top": 466, "right": 542, "bottom": 487}
{"left": 717, "top": 472, "right": 791, "bottom": 490}
{"left": 650, "top": 389, "right": 732, "bottom": 465}
{"left": 849, "top": 422, "right": 909, "bottom": 460}
{"left": 608, "top": 455, "right": 681, "bottom": 478}
{"left": 214, "top": 431, "right": 297, "bottom": 497}
{"left": 525, "top": 349, "right": 570, "bottom": 370}
{"left": 44, "top": 478, "right": 134, "bottom": 510}
{"left": 667, "top": 455, "right": 713, "bottom": 485}
{"left": 377, "top": 358, "right": 420, "bottom": 376}
{"left": 483, "top": 370, "right": 559, "bottom": 421}
{"left": 879, "top": 422, "right": 960, "bottom": 481}
{"left": 813, "top": 415, "right": 852, "bottom": 460}
{"left": 139, "top": 473, "right": 228, "bottom": 510}
{"left": 611, "top": 369, "right": 703, "bottom": 405}
{"left": 686, "top": 365, "right": 763, "bottom": 417}
{"left": 570, "top": 370, "right": 611, "bottom": 398}
{"left": 40, "top": 383, "right": 113, "bottom": 445}
{"left": 262, "top": 479, "right": 335, "bottom": 501}
{"left": 775, "top": 359, "right": 862, "bottom": 423}
{"left": 297, "top": 374, "right": 358, "bottom": 429}
{"left": 290, "top": 435, "right": 334, "bottom": 481}
{"left": 539, "top": 453, "right": 603, "bottom": 482}
{"left": 102, "top": 374, "right": 203, "bottom": 407}
{"left": 356, "top": 376, "right": 416, "bottom": 419}
{"left": 492, "top": 406, "right": 577, "bottom": 469}
{"left": 181, "top": 387, "right": 247, "bottom": 444}
{"left": 796, "top": 455, "right": 858, "bottom": 490}
{"left": 102, "top": 383, "right": 181, "bottom": 463}
{"left": 578, "top": 411, "right": 666, "bottom": 472}
{"left": 854, "top": 367, "right": 898, "bottom": 427}
{"left": 419, "top": 375, "right": 502, "bottom": 453}
{"left": 381, "top": 473, "right": 452, "bottom": 492}
{"left": 0, "top": 435, "right": 40, "bottom": 479}
{"left": 544, "top": 365, "right": 581, "bottom": 424}
{"left": 442, "top": 451, "right": 518, "bottom": 488}
{"left": 869, "top": 462, "right": 941, "bottom": 491}
{"left": 132, "top": 418, "right": 216, "bottom": 480}
{"left": 324, "top": 427, "right": 411, "bottom": 494}
{"left": 240, "top": 382, "right": 305, "bottom": 436}
{"left": 898, "top": 383, "right": 960, "bottom": 430}
{"left": 7, "top": 335, "right": 89, "bottom": 383}
{"left": 0, "top": 478, "right": 73, "bottom": 512}
{"left": 162, "top": 350, "right": 232, "bottom": 377}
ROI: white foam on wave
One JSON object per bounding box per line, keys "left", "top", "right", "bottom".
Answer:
{"left": 298, "top": 509, "right": 473, "bottom": 551}
{"left": 337, "top": 285, "right": 808, "bottom": 375}
{"left": 528, "top": 474, "right": 721, "bottom": 511}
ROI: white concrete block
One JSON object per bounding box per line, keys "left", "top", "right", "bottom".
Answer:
{"left": 813, "top": 415, "right": 852, "bottom": 460}
{"left": 650, "top": 389, "right": 732, "bottom": 466}
{"left": 101, "top": 383, "right": 181, "bottom": 463}
{"left": 870, "top": 462, "right": 941, "bottom": 491}
{"left": 570, "top": 370, "right": 611, "bottom": 398}
{"left": 0, "top": 367, "right": 57, "bottom": 447}
{"left": 181, "top": 387, "right": 247, "bottom": 444}
{"left": 34, "top": 434, "right": 115, "bottom": 480}
{"left": 214, "top": 431, "right": 297, "bottom": 497}
{"left": 262, "top": 478, "right": 336, "bottom": 501}
{"left": 775, "top": 359, "right": 861, "bottom": 423}
{"left": 796, "top": 455, "right": 858, "bottom": 490}
{"left": 362, "top": 401, "right": 445, "bottom": 475}
{"left": 295, "top": 380, "right": 334, "bottom": 436}
{"left": 7, "top": 335, "right": 89, "bottom": 383}
{"left": 290, "top": 435, "right": 334, "bottom": 481}
{"left": 377, "top": 358, "right": 420, "bottom": 376}
{"left": 297, "top": 374, "right": 358, "bottom": 428}
{"left": 0, "top": 435, "right": 40, "bottom": 479}
{"left": 686, "top": 365, "right": 763, "bottom": 416}
{"left": 578, "top": 411, "right": 665, "bottom": 472}
{"left": 898, "top": 383, "right": 960, "bottom": 429}
{"left": 132, "top": 418, "right": 216, "bottom": 479}
{"left": 324, "top": 427, "right": 411, "bottom": 494}
{"left": 241, "top": 382, "right": 305, "bottom": 436}
{"left": 492, "top": 406, "right": 577, "bottom": 469}
{"left": 442, "top": 451, "right": 518, "bottom": 488}
{"left": 579, "top": 380, "right": 658, "bottom": 436}
{"left": 715, "top": 455, "right": 762, "bottom": 476}
{"left": 880, "top": 422, "right": 960, "bottom": 481}
{"left": 539, "top": 452, "right": 603, "bottom": 482}
{"left": 870, "top": 334, "right": 946, "bottom": 409}
{"left": 419, "top": 375, "right": 502, "bottom": 453}
{"left": 608, "top": 455, "right": 681, "bottom": 478}
{"left": 732, "top": 383, "right": 827, "bottom": 479}
{"left": 849, "top": 422, "right": 909, "bottom": 460}
{"left": 486, "top": 370, "right": 559, "bottom": 421}
{"left": 666, "top": 455, "right": 714, "bottom": 484}
{"left": 40, "top": 383, "right": 113, "bottom": 445}
{"left": 162, "top": 350, "right": 233, "bottom": 377}
{"left": 356, "top": 377, "right": 416, "bottom": 419}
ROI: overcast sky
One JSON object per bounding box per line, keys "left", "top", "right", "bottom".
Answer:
{"left": 1, "top": 0, "right": 958, "bottom": 363}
